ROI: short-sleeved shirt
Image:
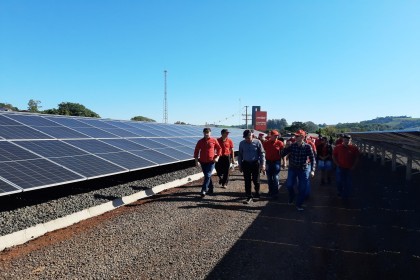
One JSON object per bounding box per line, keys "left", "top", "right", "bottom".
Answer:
{"left": 217, "top": 137, "right": 234, "bottom": 156}
{"left": 333, "top": 144, "right": 360, "bottom": 169}
{"left": 263, "top": 139, "right": 284, "bottom": 161}
{"left": 238, "top": 139, "right": 265, "bottom": 167}
{"left": 194, "top": 137, "right": 221, "bottom": 163}
{"left": 281, "top": 142, "right": 316, "bottom": 172}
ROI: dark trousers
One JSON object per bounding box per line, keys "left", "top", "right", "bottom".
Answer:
{"left": 242, "top": 161, "right": 260, "bottom": 198}
{"left": 215, "top": 155, "right": 230, "bottom": 186}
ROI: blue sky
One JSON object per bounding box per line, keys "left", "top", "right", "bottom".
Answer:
{"left": 1, "top": 0, "right": 419, "bottom": 126}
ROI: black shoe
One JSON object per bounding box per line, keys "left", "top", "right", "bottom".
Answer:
{"left": 320, "top": 180, "right": 325, "bottom": 185}
{"left": 243, "top": 197, "right": 253, "bottom": 204}
{"left": 207, "top": 189, "right": 214, "bottom": 195}
{"left": 200, "top": 191, "right": 206, "bottom": 198}
{"left": 288, "top": 197, "right": 294, "bottom": 204}
{"left": 253, "top": 193, "right": 260, "bottom": 202}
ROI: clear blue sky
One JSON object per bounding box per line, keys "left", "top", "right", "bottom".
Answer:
{"left": 1, "top": 0, "right": 419, "bottom": 126}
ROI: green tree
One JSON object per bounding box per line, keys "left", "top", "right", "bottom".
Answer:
{"left": 286, "top": 121, "right": 308, "bottom": 133}
{"left": 0, "top": 102, "right": 19, "bottom": 111}
{"left": 131, "top": 116, "right": 156, "bottom": 122}
{"left": 304, "top": 121, "right": 318, "bottom": 133}
{"left": 28, "top": 99, "right": 41, "bottom": 112}
{"left": 174, "top": 121, "right": 187, "bottom": 125}
{"left": 43, "top": 102, "right": 100, "bottom": 117}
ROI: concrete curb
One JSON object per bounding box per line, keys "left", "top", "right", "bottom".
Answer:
{"left": 0, "top": 172, "right": 204, "bottom": 252}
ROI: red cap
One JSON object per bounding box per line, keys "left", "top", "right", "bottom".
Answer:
{"left": 258, "top": 133, "right": 265, "bottom": 137}
{"left": 271, "top": 130, "right": 279, "bottom": 136}
{"left": 294, "top": 129, "right": 306, "bottom": 137}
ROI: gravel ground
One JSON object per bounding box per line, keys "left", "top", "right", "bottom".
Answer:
{"left": 0, "top": 162, "right": 201, "bottom": 236}
{"left": 0, "top": 165, "right": 273, "bottom": 279}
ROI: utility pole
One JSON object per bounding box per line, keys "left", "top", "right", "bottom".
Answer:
{"left": 242, "top": 106, "right": 251, "bottom": 129}
{"left": 163, "top": 70, "right": 168, "bottom": 124}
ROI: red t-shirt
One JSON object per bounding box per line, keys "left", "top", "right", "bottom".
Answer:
{"left": 194, "top": 137, "right": 221, "bottom": 163}
{"left": 333, "top": 144, "right": 360, "bottom": 169}
{"left": 217, "top": 137, "right": 234, "bottom": 156}
{"left": 306, "top": 139, "right": 317, "bottom": 154}
{"left": 263, "top": 139, "right": 284, "bottom": 161}
{"left": 335, "top": 138, "right": 343, "bottom": 146}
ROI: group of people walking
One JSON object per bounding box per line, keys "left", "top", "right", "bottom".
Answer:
{"left": 194, "top": 127, "right": 360, "bottom": 210}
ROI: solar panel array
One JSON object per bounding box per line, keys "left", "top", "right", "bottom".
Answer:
{"left": 0, "top": 112, "right": 245, "bottom": 197}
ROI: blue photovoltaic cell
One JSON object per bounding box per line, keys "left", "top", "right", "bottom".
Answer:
{"left": 16, "top": 140, "right": 89, "bottom": 158}
{"left": 171, "top": 146, "right": 195, "bottom": 155}
{"left": 97, "top": 152, "right": 157, "bottom": 170}
{"left": 0, "top": 141, "right": 41, "bottom": 161}
{"left": 45, "top": 117, "right": 93, "bottom": 128}
{"left": 0, "top": 179, "right": 21, "bottom": 195}
{"left": 124, "top": 128, "right": 160, "bottom": 137}
{"left": 130, "top": 150, "right": 178, "bottom": 164}
{"left": 154, "top": 147, "right": 192, "bottom": 161}
{"left": 0, "top": 115, "right": 21, "bottom": 125}
{"left": 0, "top": 159, "right": 84, "bottom": 190}
{"left": 150, "top": 138, "right": 187, "bottom": 147}
{"left": 129, "top": 138, "right": 167, "bottom": 149}
{"left": 50, "top": 155, "right": 126, "bottom": 177}
{"left": 69, "top": 127, "right": 120, "bottom": 138}
{"left": 100, "top": 139, "right": 149, "bottom": 151}
{"left": 5, "top": 114, "right": 58, "bottom": 126}
{"left": 103, "top": 120, "right": 136, "bottom": 129}
{"left": 64, "top": 139, "right": 123, "bottom": 154}
{"left": 0, "top": 126, "right": 53, "bottom": 140}
{"left": 77, "top": 118, "right": 117, "bottom": 129}
{"left": 100, "top": 128, "right": 139, "bottom": 137}
{"left": 164, "top": 137, "right": 194, "bottom": 146}
{"left": 34, "top": 126, "right": 91, "bottom": 139}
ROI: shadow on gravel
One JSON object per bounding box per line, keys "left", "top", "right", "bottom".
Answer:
{"left": 206, "top": 157, "right": 420, "bottom": 280}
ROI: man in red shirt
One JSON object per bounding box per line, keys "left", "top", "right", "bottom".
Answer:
{"left": 194, "top": 127, "right": 222, "bottom": 197}
{"left": 215, "top": 129, "right": 235, "bottom": 188}
{"left": 332, "top": 134, "right": 360, "bottom": 199}
{"left": 262, "top": 129, "right": 284, "bottom": 199}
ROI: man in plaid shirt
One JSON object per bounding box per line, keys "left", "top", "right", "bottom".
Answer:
{"left": 281, "top": 129, "right": 316, "bottom": 211}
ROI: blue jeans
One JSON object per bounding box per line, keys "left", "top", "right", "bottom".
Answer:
{"left": 201, "top": 162, "right": 215, "bottom": 193}
{"left": 336, "top": 167, "right": 352, "bottom": 198}
{"left": 286, "top": 165, "right": 310, "bottom": 207}
{"left": 266, "top": 160, "right": 281, "bottom": 196}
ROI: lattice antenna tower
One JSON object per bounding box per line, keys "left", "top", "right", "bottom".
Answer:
{"left": 163, "top": 70, "right": 168, "bottom": 123}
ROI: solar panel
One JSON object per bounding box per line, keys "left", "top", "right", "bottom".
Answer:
{"left": 64, "top": 139, "right": 123, "bottom": 154}
{"left": 33, "top": 126, "right": 91, "bottom": 139}
{"left": 130, "top": 149, "right": 179, "bottom": 164}
{"left": 0, "top": 159, "right": 84, "bottom": 190}
{"left": 69, "top": 127, "right": 121, "bottom": 138}
{"left": 0, "top": 125, "right": 53, "bottom": 140}
{"left": 96, "top": 152, "right": 157, "bottom": 170}
{"left": 15, "top": 140, "right": 89, "bottom": 158}
{"left": 0, "top": 179, "right": 21, "bottom": 194}
{"left": 129, "top": 138, "right": 168, "bottom": 149}
{"left": 100, "top": 139, "right": 149, "bottom": 151}
{"left": 51, "top": 155, "right": 126, "bottom": 178}
{"left": 0, "top": 111, "right": 245, "bottom": 196}
{"left": 154, "top": 147, "right": 192, "bottom": 161}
